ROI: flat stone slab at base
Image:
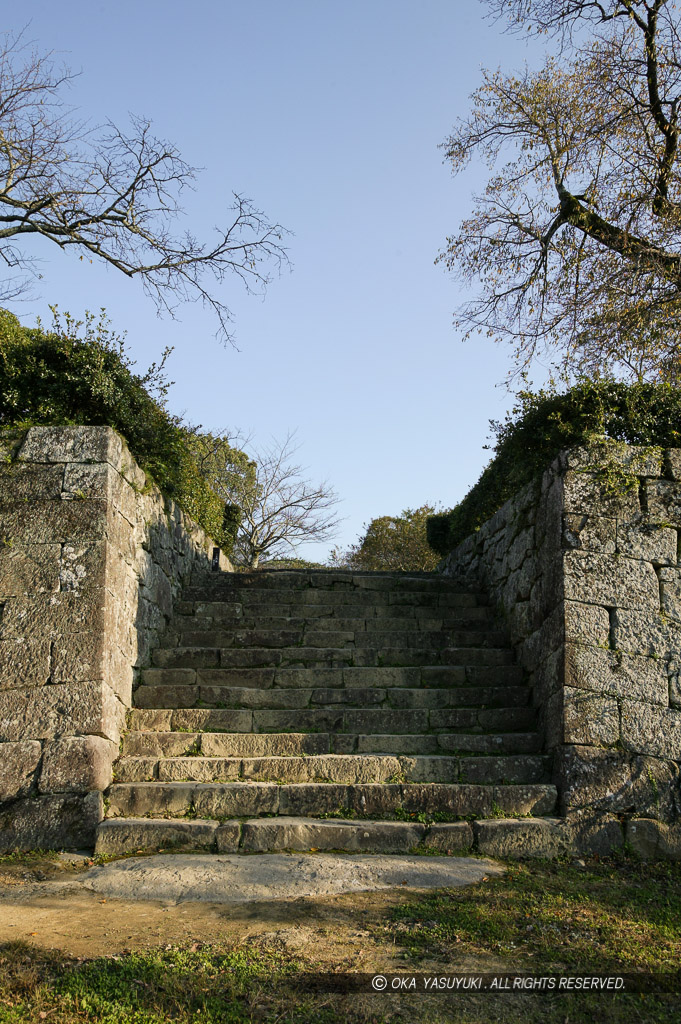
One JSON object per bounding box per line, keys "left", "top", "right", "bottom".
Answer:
{"left": 83, "top": 852, "right": 504, "bottom": 904}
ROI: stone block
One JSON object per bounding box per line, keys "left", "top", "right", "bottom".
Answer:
{"left": 563, "top": 514, "right": 616, "bottom": 554}
{"left": 564, "top": 445, "right": 663, "bottom": 477}
{"left": 557, "top": 745, "right": 680, "bottom": 819}
{"left": 0, "top": 637, "right": 51, "bottom": 689}
{"left": 0, "top": 463, "right": 64, "bottom": 500}
{"left": 106, "top": 782, "right": 195, "bottom": 818}
{"left": 158, "top": 758, "right": 240, "bottom": 783}
{"left": 0, "top": 544, "right": 61, "bottom": 597}
{"left": 0, "top": 499, "right": 109, "bottom": 545}
{"left": 563, "top": 688, "right": 620, "bottom": 746}
{"left": 238, "top": 817, "right": 425, "bottom": 853}
{"left": 664, "top": 449, "right": 681, "bottom": 481}
{"left": 565, "top": 644, "right": 668, "bottom": 705}
{"left": 563, "top": 550, "right": 659, "bottom": 610}
{"left": 563, "top": 471, "right": 639, "bottom": 517}
{"left": 474, "top": 818, "right": 571, "bottom": 859}
{"left": 51, "top": 630, "right": 106, "bottom": 683}
{"left": 621, "top": 701, "right": 681, "bottom": 759}
{"left": 646, "top": 479, "right": 681, "bottom": 527}
{"left": 0, "top": 681, "right": 125, "bottom": 743}
{"left": 59, "top": 541, "right": 107, "bottom": 594}
{"left": 114, "top": 756, "right": 158, "bottom": 782}
{"left": 616, "top": 517, "right": 676, "bottom": 564}
{"left": 626, "top": 818, "right": 681, "bottom": 860}
{"left": 564, "top": 602, "right": 610, "bottom": 646}
{"left": 400, "top": 784, "right": 492, "bottom": 817}
{"left": 17, "top": 426, "right": 123, "bottom": 467}
{"left": 62, "top": 462, "right": 117, "bottom": 500}
{"left": 566, "top": 809, "right": 624, "bottom": 856}
{"left": 39, "top": 735, "right": 116, "bottom": 793}
{"left": 95, "top": 817, "right": 218, "bottom": 855}
{"left": 612, "top": 608, "right": 681, "bottom": 663}
{"left": 423, "top": 822, "right": 474, "bottom": 853}
{"left": 0, "top": 740, "right": 42, "bottom": 801}
{"left": 193, "top": 782, "right": 280, "bottom": 818}
{"left": 0, "top": 791, "right": 102, "bottom": 851}
{"left": 659, "top": 568, "right": 681, "bottom": 621}
{"left": 0, "top": 591, "right": 106, "bottom": 641}
{"left": 215, "top": 822, "right": 241, "bottom": 852}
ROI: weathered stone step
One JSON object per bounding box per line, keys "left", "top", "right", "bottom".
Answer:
{"left": 140, "top": 664, "right": 525, "bottom": 690}
{"left": 95, "top": 816, "right": 472, "bottom": 856}
{"left": 183, "top": 570, "right": 483, "bottom": 594}
{"left": 151, "top": 646, "right": 517, "bottom": 670}
{"left": 124, "top": 720, "right": 545, "bottom": 755}
{"left": 105, "top": 781, "right": 556, "bottom": 820}
{"left": 165, "top": 628, "right": 510, "bottom": 650}
{"left": 95, "top": 814, "right": 570, "bottom": 858}
{"left": 128, "top": 697, "right": 537, "bottom": 734}
{"left": 180, "top": 588, "right": 483, "bottom": 609}
{"left": 133, "top": 682, "right": 531, "bottom": 711}
{"left": 175, "top": 609, "right": 496, "bottom": 631}
{"left": 114, "top": 752, "right": 551, "bottom": 785}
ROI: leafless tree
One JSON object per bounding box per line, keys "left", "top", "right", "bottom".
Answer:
{"left": 223, "top": 432, "right": 342, "bottom": 569}
{"left": 440, "top": 0, "right": 681, "bottom": 382}
{"left": 0, "top": 30, "right": 288, "bottom": 339}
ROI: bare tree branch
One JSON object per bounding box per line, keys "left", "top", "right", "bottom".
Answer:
{"left": 0, "top": 30, "right": 290, "bottom": 340}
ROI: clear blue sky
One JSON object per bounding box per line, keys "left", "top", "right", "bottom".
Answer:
{"left": 8, "top": 1, "right": 546, "bottom": 560}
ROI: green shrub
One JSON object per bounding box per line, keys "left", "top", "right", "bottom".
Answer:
{"left": 0, "top": 307, "right": 236, "bottom": 553}
{"left": 334, "top": 505, "right": 441, "bottom": 571}
{"left": 427, "top": 380, "right": 681, "bottom": 557}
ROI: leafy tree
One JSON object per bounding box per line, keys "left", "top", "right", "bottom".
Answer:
{"left": 0, "top": 31, "right": 288, "bottom": 339}
{"left": 332, "top": 505, "right": 441, "bottom": 572}
{"left": 440, "top": 0, "right": 681, "bottom": 382}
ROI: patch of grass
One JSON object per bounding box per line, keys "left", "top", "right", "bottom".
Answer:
{"left": 0, "top": 850, "right": 60, "bottom": 866}
{"left": 0, "top": 940, "right": 352, "bottom": 1023}
{"left": 388, "top": 855, "right": 681, "bottom": 972}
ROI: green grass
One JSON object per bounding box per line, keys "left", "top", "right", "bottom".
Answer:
{"left": 388, "top": 856, "right": 681, "bottom": 970}
{"left": 0, "top": 942, "right": 348, "bottom": 1024}
{"left": 382, "top": 855, "right": 681, "bottom": 1022}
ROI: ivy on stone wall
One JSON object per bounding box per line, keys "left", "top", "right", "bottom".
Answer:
{"left": 0, "top": 307, "right": 236, "bottom": 554}
{"left": 428, "top": 381, "right": 681, "bottom": 557}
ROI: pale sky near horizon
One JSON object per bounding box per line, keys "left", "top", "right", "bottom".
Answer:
{"left": 6, "top": 1, "right": 548, "bottom": 561}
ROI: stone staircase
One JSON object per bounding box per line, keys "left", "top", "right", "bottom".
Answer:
{"left": 95, "top": 570, "right": 557, "bottom": 857}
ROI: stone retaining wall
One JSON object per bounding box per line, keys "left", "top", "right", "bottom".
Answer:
{"left": 441, "top": 443, "right": 681, "bottom": 858}
{"left": 0, "top": 426, "right": 230, "bottom": 850}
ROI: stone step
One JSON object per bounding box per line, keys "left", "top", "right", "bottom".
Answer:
{"left": 139, "top": 664, "right": 525, "bottom": 690}
{"left": 122, "top": 727, "right": 545, "bottom": 757}
{"left": 180, "top": 588, "right": 483, "bottom": 609}
{"left": 105, "top": 781, "right": 557, "bottom": 820}
{"left": 95, "top": 814, "right": 569, "bottom": 858}
{"left": 132, "top": 682, "right": 532, "bottom": 711}
{"left": 114, "top": 752, "right": 552, "bottom": 785}
{"left": 183, "top": 571, "right": 483, "bottom": 592}
{"left": 150, "top": 646, "right": 517, "bottom": 670}
{"left": 187, "top": 570, "right": 473, "bottom": 591}
{"left": 174, "top": 610, "right": 496, "bottom": 631}
{"left": 128, "top": 697, "right": 538, "bottom": 734}
{"left": 164, "top": 628, "right": 510, "bottom": 650}
{"left": 94, "top": 816, "right": 468, "bottom": 856}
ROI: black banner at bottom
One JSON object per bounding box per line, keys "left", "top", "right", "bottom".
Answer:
{"left": 289, "top": 973, "right": 681, "bottom": 994}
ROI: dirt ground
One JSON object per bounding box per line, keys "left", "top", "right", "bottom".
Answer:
{"left": 0, "top": 852, "right": 498, "bottom": 973}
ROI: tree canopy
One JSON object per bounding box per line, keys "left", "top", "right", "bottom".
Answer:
{"left": 332, "top": 506, "right": 441, "bottom": 572}
{"left": 0, "top": 31, "right": 288, "bottom": 340}
{"left": 440, "top": 0, "right": 681, "bottom": 382}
